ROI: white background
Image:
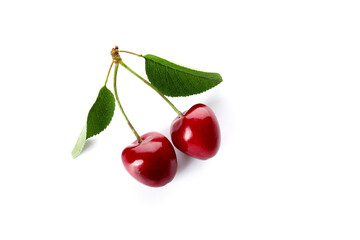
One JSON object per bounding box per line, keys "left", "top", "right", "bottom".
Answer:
{"left": 0, "top": 0, "right": 359, "bottom": 239}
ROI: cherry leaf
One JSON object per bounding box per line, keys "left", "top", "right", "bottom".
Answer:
{"left": 144, "top": 54, "right": 222, "bottom": 97}
{"left": 71, "top": 125, "right": 87, "bottom": 159}
{"left": 86, "top": 86, "right": 115, "bottom": 139}
{"left": 72, "top": 86, "right": 115, "bottom": 158}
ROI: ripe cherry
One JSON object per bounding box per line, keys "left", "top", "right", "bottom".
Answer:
{"left": 170, "top": 104, "right": 220, "bottom": 160}
{"left": 122, "top": 132, "right": 178, "bottom": 187}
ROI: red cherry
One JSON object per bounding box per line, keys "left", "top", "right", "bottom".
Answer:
{"left": 170, "top": 104, "right": 221, "bottom": 160}
{"left": 121, "top": 132, "right": 177, "bottom": 187}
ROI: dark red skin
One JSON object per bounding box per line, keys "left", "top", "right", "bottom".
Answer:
{"left": 171, "top": 104, "right": 221, "bottom": 160}
{"left": 122, "top": 132, "right": 177, "bottom": 187}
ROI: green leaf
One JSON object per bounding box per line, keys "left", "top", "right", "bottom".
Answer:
{"left": 71, "top": 86, "right": 115, "bottom": 159}
{"left": 86, "top": 86, "right": 115, "bottom": 139}
{"left": 72, "top": 125, "right": 87, "bottom": 159}
{"left": 144, "top": 54, "right": 222, "bottom": 97}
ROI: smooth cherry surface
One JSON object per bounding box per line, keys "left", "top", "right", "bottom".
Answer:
{"left": 122, "top": 132, "right": 177, "bottom": 187}
{"left": 171, "top": 104, "right": 221, "bottom": 160}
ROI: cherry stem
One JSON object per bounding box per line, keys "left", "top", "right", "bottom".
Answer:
{"left": 104, "top": 61, "right": 114, "bottom": 86}
{"left": 119, "top": 61, "right": 183, "bottom": 117}
{"left": 118, "top": 50, "right": 143, "bottom": 57}
{"left": 113, "top": 63, "right": 142, "bottom": 143}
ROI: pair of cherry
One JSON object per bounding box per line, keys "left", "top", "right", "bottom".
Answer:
{"left": 122, "top": 103, "right": 220, "bottom": 187}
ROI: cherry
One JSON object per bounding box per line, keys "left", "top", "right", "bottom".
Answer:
{"left": 170, "top": 104, "right": 220, "bottom": 160}
{"left": 122, "top": 132, "right": 178, "bottom": 187}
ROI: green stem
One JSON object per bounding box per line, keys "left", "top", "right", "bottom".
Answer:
{"left": 118, "top": 50, "right": 143, "bottom": 57}
{"left": 119, "top": 61, "right": 183, "bottom": 117}
{"left": 104, "top": 61, "right": 114, "bottom": 86}
{"left": 113, "top": 63, "right": 142, "bottom": 143}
